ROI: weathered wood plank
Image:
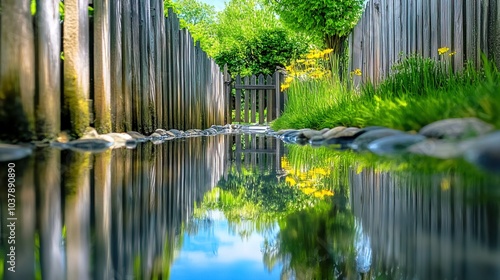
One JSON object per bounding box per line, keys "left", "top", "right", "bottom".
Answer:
{"left": 235, "top": 75, "right": 242, "bottom": 122}
{"left": 258, "top": 74, "right": 264, "bottom": 124}
{"left": 139, "top": 0, "right": 153, "bottom": 133}
{"left": 453, "top": 0, "right": 464, "bottom": 71}
{"left": 111, "top": 0, "right": 125, "bottom": 132}
{"left": 251, "top": 75, "right": 256, "bottom": 123}
{"left": 94, "top": 0, "right": 112, "bottom": 133}
{"left": 152, "top": 0, "right": 163, "bottom": 129}
{"left": 62, "top": 0, "right": 90, "bottom": 137}
{"left": 274, "top": 72, "right": 281, "bottom": 118}
{"left": 244, "top": 76, "right": 249, "bottom": 123}
{"left": 266, "top": 75, "right": 273, "bottom": 122}
{"left": 36, "top": 0, "right": 61, "bottom": 139}
{"left": 234, "top": 84, "right": 276, "bottom": 90}
{"left": 130, "top": 0, "right": 141, "bottom": 130}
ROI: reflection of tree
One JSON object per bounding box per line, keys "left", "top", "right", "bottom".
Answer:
{"left": 196, "top": 165, "right": 326, "bottom": 239}
{"left": 263, "top": 184, "right": 357, "bottom": 280}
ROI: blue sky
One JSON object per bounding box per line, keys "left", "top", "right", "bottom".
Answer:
{"left": 169, "top": 211, "right": 282, "bottom": 280}
{"left": 198, "top": 0, "right": 227, "bottom": 11}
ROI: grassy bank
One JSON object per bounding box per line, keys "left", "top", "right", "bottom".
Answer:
{"left": 271, "top": 51, "right": 500, "bottom": 131}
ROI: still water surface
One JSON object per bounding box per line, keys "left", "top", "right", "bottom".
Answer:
{"left": 0, "top": 134, "right": 499, "bottom": 279}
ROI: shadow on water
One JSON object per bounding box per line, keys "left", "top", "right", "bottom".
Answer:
{"left": 1, "top": 134, "right": 500, "bottom": 279}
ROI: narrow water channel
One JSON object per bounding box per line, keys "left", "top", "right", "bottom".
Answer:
{"left": 1, "top": 133, "right": 499, "bottom": 279}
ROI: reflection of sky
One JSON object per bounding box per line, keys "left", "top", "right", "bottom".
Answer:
{"left": 170, "top": 211, "right": 282, "bottom": 280}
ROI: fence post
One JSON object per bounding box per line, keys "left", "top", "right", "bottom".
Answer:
{"left": 111, "top": 0, "right": 125, "bottom": 132}
{"left": 63, "top": 0, "right": 91, "bottom": 137}
{"left": 224, "top": 64, "right": 231, "bottom": 124}
{"left": 94, "top": 0, "right": 112, "bottom": 133}
{"left": 36, "top": 0, "right": 61, "bottom": 140}
{"left": 0, "top": 0, "right": 35, "bottom": 141}
{"left": 274, "top": 71, "right": 281, "bottom": 119}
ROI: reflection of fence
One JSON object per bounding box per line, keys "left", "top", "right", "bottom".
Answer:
{"left": 226, "top": 134, "right": 284, "bottom": 172}
{"left": 349, "top": 169, "right": 500, "bottom": 279}
{"left": 227, "top": 71, "right": 286, "bottom": 124}
{"left": 0, "top": 136, "right": 227, "bottom": 279}
{"left": 349, "top": 0, "right": 500, "bottom": 85}
{"left": 0, "top": 2, "right": 225, "bottom": 142}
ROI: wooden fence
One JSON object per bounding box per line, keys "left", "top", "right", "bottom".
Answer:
{"left": 226, "top": 71, "right": 285, "bottom": 124}
{"left": 225, "top": 133, "right": 284, "bottom": 173}
{"left": 0, "top": 2, "right": 226, "bottom": 142}
{"left": 349, "top": 0, "right": 500, "bottom": 84}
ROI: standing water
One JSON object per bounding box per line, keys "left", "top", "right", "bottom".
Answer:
{"left": 1, "top": 133, "right": 499, "bottom": 279}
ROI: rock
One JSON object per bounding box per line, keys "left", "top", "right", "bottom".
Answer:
{"left": 464, "top": 131, "right": 500, "bottom": 173}
{"left": 367, "top": 134, "right": 426, "bottom": 155}
{"left": 309, "top": 135, "right": 326, "bottom": 146}
{"left": 335, "top": 127, "right": 361, "bottom": 137}
{"left": 407, "top": 139, "right": 474, "bottom": 159}
{"left": 322, "top": 126, "right": 346, "bottom": 139}
{"left": 168, "top": 129, "right": 184, "bottom": 137}
{"left": 202, "top": 128, "right": 218, "bottom": 135}
{"left": 419, "top": 117, "right": 494, "bottom": 139}
{"left": 163, "top": 131, "right": 177, "bottom": 138}
{"left": 276, "top": 129, "right": 296, "bottom": 136}
{"left": 154, "top": 129, "right": 169, "bottom": 136}
{"left": 0, "top": 144, "right": 32, "bottom": 162}
{"left": 149, "top": 132, "right": 163, "bottom": 140}
{"left": 322, "top": 127, "right": 362, "bottom": 146}
{"left": 65, "top": 138, "right": 113, "bottom": 153}
{"left": 351, "top": 128, "right": 405, "bottom": 150}
{"left": 127, "top": 131, "right": 149, "bottom": 142}
{"left": 299, "top": 129, "right": 322, "bottom": 139}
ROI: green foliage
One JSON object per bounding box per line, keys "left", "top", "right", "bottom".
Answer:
{"left": 267, "top": 0, "right": 365, "bottom": 50}
{"left": 216, "top": 28, "right": 309, "bottom": 76}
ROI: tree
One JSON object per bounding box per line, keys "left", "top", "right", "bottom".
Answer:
{"left": 164, "top": 0, "right": 218, "bottom": 55}
{"left": 215, "top": 28, "right": 309, "bottom": 76}
{"left": 267, "top": 0, "right": 365, "bottom": 54}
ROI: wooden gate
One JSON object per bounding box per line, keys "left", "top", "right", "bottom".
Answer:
{"left": 224, "top": 69, "right": 286, "bottom": 124}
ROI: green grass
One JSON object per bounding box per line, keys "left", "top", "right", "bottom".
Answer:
{"left": 271, "top": 54, "right": 500, "bottom": 132}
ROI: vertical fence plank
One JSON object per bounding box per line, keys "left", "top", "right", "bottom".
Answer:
{"left": 258, "top": 74, "right": 264, "bottom": 124}
{"left": 63, "top": 0, "right": 90, "bottom": 137}
{"left": 235, "top": 75, "right": 242, "bottom": 122}
{"left": 36, "top": 0, "right": 61, "bottom": 140}
{"left": 139, "top": 0, "right": 153, "bottom": 133}
{"left": 153, "top": 0, "right": 163, "bottom": 129}
{"left": 453, "top": 0, "right": 464, "bottom": 71}
{"left": 224, "top": 65, "right": 231, "bottom": 124}
{"left": 111, "top": 0, "right": 124, "bottom": 132}
{"left": 266, "top": 75, "right": 273, "bottom": 123}
{"left": 250, "top": 75, "right": 256, "bottom": 123}
{"left": 121, "top": 0, "right": 132, "bottom": 132}
{"left": 94, "top": 0, "right": 112, "bottom": 133}
{"left": 430, "top": 0, "right": 440, "bottom": 59}
{"left": 165, "top": 11, "right": 173, "bottom": 129}
{"left": 0, "top": 0, "right": 35, "bottom": 141}
{"left": 243, "top": 76, "right": 249, "bottom": 123}
{"left": 274, "top": 72, "right": 281, "bottom": 119}
{"left": 130, "top": 0, "right": 141, "bottom": 131}
{"left": 422, "top": 0, "right": 431, "bottom": 57}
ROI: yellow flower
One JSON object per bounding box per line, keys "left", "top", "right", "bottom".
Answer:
{"left": 351, "top": 68, "right": 362, "bottom": 76}
{"left": 302, "top": 187, "right": 316, "bottom": 195}
{"left": 285, "top": 176, "right": 297, "bottom": 186}
{"left": 322, "top": 49, "right": 333, "bottom": 55}
{"left": 438, "top": 47, "right": 450, "bottom": 55}
{"left": 449, "top": 51, "right": 456, "bottom": 56}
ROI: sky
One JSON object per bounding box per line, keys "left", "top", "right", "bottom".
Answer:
{"left": 198, "top": 0, "right": 227, "bottom": 11}
{"left": 169, "top": 211, "right": 282, "bottom": 280}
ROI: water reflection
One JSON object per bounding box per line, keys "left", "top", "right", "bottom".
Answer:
{"left": 1, "top": 134, "right": 500, "bottom": 279}
{"left": 1, "top": 136, "right": 227, "bottom": 279}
